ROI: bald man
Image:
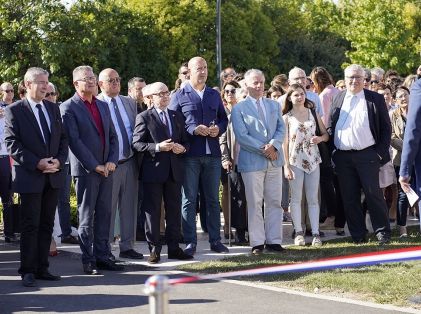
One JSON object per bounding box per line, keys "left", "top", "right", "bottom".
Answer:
{"left": 97, "top": 68, "right": 142, "bottom": 260}
{"left": 169, "top": 56, "right": 229, "bottom": 255}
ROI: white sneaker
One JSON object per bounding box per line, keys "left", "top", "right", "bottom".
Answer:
{"left": 312, "top": 234, "right": 322, "bottom": 247}
{"left": 294, "top": 232, "right": 305, "bottom": 246}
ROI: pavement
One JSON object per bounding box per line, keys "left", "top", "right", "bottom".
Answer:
{"left": 0, "top": 217, "right": 420, "bottom": 313}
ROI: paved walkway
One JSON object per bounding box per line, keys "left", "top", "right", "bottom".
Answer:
{"left": 1, "top": 217, "right": 420, "bottom": 313}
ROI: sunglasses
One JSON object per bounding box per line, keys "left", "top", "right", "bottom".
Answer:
{"left": 2, "top": 89, "right": 13, "bottom": 93}
{"left": 45, "top": 92, "right": 57, "bottom": 97}
{"left": 364, "top": 78, "right": 371, "bottom": 82}
{"left": 224, "top": 89, "right": 236, "bottom": 95}
{"left": 371, "top": 80, "right": 379, "bottom": 84}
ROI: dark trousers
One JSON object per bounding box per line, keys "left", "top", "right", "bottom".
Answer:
{"left": 142, "top": 179, "right": 182, "bottom": 253}
{"left": 394, "top": 166, "right": 409, "bottom": 226}
{"left": 0, "top": 157, "right": 13, "bottom": 236}
{"left": 319, "top": 166, "right": 337, "bottom": 220}
{"left": 333, "top": 173, "right": 346, "bottom": 228}
{"left": 57, "top": 164, "right": 72, "bottom": 237}
{"left": 333, "top": 147, "right": 391, "bottom": 240}
{"left": 18, "top": 177, "right": 59, "bottom": 275}
{"left": 228, "top": 168, "right": 248, "bottom": 230}
{"left": 136, "top": 179, "right": 145, "bottom": 235}
{"left": 75, "top": 173, "right": 113, "bottom": 264}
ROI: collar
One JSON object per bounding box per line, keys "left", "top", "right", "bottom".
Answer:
{"left": 76, "top": 93, "right": 96, "bottom": 104}
{"left": 26, "top": 97, "right": 45, "bottom": 112}
{"left": 345, "top": 89, "right": 364, "bottom": 100}
{"left": 154, "top": 106, "right": 169, "bottom": 115}
{"left": 102, "top": 94, "right": 119, "bottom": 104}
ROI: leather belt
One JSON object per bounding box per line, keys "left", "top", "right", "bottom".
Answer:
{"left": 118, "top": 156, "right": 132, "bottom": 165}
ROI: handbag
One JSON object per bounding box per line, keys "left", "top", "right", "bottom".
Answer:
{"left": 310, "top": 109, "right": 331, "bottom": 168}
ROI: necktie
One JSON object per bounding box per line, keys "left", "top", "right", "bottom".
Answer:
{"left": 337, "top": 95, "right": 358, "bottom": 130}
{"left": 256, "top": 98, "right": 268, "bottom": 132}
{"left": 111, "top": 97, "right": 130, "bottom": 158}
{"left": 36, "top": 104, "right": 50, "bottom": 148}
{"left": 160, "top": 111, "right": 171, "bottom": 137}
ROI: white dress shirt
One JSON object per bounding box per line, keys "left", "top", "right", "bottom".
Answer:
{"left": 334, "top": 90, "right": 375, "bottom": 150}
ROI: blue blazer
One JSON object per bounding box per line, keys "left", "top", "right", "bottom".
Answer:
{"left": 400, "top": 78, "right": 421, "bottom": 190}
{"left": 231, "top": 96, "right": 286, "bottom": 172}
{"left": 60, "top": 93, "right": 119, "bottom": 176}
{"left": 169, "top": 82, "right": 228, "bottom": 157}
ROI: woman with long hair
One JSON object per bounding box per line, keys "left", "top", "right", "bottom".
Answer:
{"left": 283, "top": 84, "right": 329, "bottom": 246}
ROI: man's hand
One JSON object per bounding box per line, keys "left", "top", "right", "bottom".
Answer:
{"left": 172, "top": 143, "right": 185, "bottom": 154}
{"left": 37, "top": 158, "right": 58, "bottom": 173}
{"left": 208, "top": 125, "right": 220, "bottom": 137}
{"left": 222, "top": 160, "right": 232, "bottom": 171}
{"left": 159, "top": 139, "right": 174, "bottom": 151}
{"left": 399, "top": 176, "right": 411, "bottom": 193}
{"left": 262, "top": 144, "right": 277, "bottom": 160}
{"left": 95, "top": 165, "right": 106, "bottom": 176}
{"left": 105, "top": 162, "right": 116, "bottom": 177}
{"left": 42, "top": 158, "right": 61, "bottom": 173}
{"left": 194, "top": 125, "right": 210, "bottom": 136}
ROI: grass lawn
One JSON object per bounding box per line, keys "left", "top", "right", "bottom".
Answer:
{"left": 178, "top": 226, "right": 421, "bottom": 309}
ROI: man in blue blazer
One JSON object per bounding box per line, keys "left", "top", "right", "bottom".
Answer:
{"left": 169, "top": 56, "right": 229, "bottom": 255}
{"left": 399, "top": 77, "right": 421, "bottom": 196}
{"left": 61, "top": 65, "right": 122, "bottom": 275}
{"left": 231, "top": 69, "right": 286, "bottom": 255}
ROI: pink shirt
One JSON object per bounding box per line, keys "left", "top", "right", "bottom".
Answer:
{"left": 319, "top": 85, "right": 340, "bottom": 125}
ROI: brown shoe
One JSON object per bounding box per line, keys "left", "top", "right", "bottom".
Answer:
{"left": 148, "top": 252, "right": 160, "bottom": 264}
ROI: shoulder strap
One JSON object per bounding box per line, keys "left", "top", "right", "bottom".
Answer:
{"left": 310, "top": 108, "right": 321, "bottom": 136}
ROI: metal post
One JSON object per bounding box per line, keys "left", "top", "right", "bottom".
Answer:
{"left": 216, "top": 0, "right": 222, "bottom": 88}
{"left": 144, "top": 275, "right": 170, "bottom": 314}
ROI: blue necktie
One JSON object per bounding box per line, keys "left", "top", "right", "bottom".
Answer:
{"left": 36, "top": 104, "right": 50, "bottom": 149}
{"left": 111, "top": 98, "right": 130, "bottom": 158}
{"left": 160, "top": 111, "right": 171, "bottom": 137}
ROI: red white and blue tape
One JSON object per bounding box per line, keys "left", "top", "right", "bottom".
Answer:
{"left": 169, "top": 246, "right": 421, "bottom": 285}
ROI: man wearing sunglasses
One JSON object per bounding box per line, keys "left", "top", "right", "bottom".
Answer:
{"left": 44, "top": 83, "right": 58, "bottom": 104}
{"left": 1, "top": 82, "right": 15, "bottom": 105}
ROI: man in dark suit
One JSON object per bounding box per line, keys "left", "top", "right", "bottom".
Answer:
{"left": 328, "top": 64, "right": 391, "bottom": 245}
{"left": 133, "top": 82, "right": 192, "bottom": 263}
{"left": 97, "top": 68, "right": 142, "bottom": 260}
{"left": 4, "top": 67, "right": 68, "bottom": 287}
{"left": 61, "top": 65, "right": 122, "bottom": 275}
{"left": 169, "top": 56, "right": 229, "bottom": 256}
{"left": 399, "top": 77, "right": 421, "bottom": 196}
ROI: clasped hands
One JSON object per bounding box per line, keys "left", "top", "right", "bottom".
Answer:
{"left": 159, "top": 139, "right": 186, "bottom": 154}
{"left": 37, "top": 157, "right": 61, "bottom": 174}
{"left": 95, "top": 162, "right": 116, "bottom": 177}
{"left": 261, "top": 143, "right": 277, "bottom": 161}
{"left": 194, "top": 124, "right": 219, "bottom": 137}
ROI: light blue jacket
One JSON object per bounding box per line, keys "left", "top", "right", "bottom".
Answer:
{"left": 231, "top": 96, "right": 285, "bottom": 172}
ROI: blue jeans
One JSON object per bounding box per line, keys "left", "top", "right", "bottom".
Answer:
{"left": 57, "top": 164, "right": 72, "bottom": 237}
{"left": 395, "top": 166, "right": 409, "bottom": 226}
{"left": 182, "top": 156, "right": 221, "bottom": 244}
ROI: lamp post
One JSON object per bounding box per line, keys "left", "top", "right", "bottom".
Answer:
{"left": 216, "top": 0, "right": 222, "bottom": 87}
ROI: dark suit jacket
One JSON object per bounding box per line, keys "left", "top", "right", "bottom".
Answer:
{"left": 328, "top": 89, "right": 391, "bottom": 165}
{"left": 400, "top": 78, "right": 421, "bottom": 179}
{"left": 4, "top": 99, "right": 68, "bottom": 193}
{"left": 132, "top": 107, "right": 189, "bottom": 183}
{"left": 60, "top": 93, "right": 118, "bottom": 176}
{"left": 169, "top": 82, "right": 228, "bottom": 157}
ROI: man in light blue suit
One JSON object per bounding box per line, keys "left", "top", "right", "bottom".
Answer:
{"left": 231, "top": 69, "right": 286, "bottom": 255}
{"left": 399, "top": 77, "right": 421, "bottom": 196}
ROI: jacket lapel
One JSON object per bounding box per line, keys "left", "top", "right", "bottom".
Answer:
{"left": 246, "top": 97, "right": 267, "bottom": 136}
{"left": 72, "top": 94, "right": 99, "bottom": 135}
{"left": 120, "top": 96, "right": 135, "bottom": 131}
{"left": 151, "top": 108, "right": 170, "bottom": 139}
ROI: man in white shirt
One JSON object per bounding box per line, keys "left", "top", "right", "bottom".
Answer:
{"left": 328, "top": 64, "right": 391, "bottom": 245}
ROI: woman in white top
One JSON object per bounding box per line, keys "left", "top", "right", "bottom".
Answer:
{"left": 282, "top": 84, "right": 329, "bottom": 247}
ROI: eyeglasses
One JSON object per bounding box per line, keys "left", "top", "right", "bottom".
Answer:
{"left": 77, "top": 76, "right": 97, "bottom": 83}
{"left": 2, "top": 89, "right": 13, "bottom": 93}
{"left": 32, "top": 81, "right": 49, "bottom": 85}
{"left": 224, "top": 73, "right": 236, "bottom": 78}
{"left": 346, "top": 76, "right": 363, "bottom": 81}
{"left": 152, "top": 91, "right": 170, "bottom": 97}
{"left": 371, "top": 80, "right": 379, "bottom": 84}
{"left": 224, "top": 89, "right": 236, "bottom": 95}
{"left": 105, "top": 77, "right": 121, "bottom": 84}
{"left": 45, "top": 92, "right": 57, "bottom": 97}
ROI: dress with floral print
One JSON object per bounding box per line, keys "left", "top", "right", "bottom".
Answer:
{"left": 286, "top": 109, "right": 321, "bottom": 173}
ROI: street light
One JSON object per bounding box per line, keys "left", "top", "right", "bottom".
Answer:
{"left": 216, "top": 0, "right": 222, "bottom": 87}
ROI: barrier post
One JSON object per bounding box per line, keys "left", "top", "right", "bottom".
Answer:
{"left": 144, "top": 275, "right": 170, "bottom": 314}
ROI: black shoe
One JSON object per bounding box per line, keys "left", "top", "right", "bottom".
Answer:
{"left": 5, "top": 234, "right": 18, "bottom": 243}
{"left": 35, "top": 271, "right": 61, "bottom": 281}
{"left": 108, "top": 253, "right": 116, "bottom": 262}
{"left": 265, "top": 244, "right": 285, "bottom": 253}
{"left": 251, "top": 245, "right": 264, "bottom": 255}
{"left": 61, "top": 235, "right": 79, "bottom": 244}
{"left": 96, "top": 259, "right": 124, "bottom": 271}
{"left": 210, "top": 241, "right": 229, "bottom": 253}
{"left": 168, "top": 247, "right": 194, "bottom": 260}
{"left": 83, "top": 263, "right": 101, "bottom": 275}
{"left": 148, "top": 252, "right": 160, "bottom": 264}
{"left": 235, "top": 230, "right": 248, "bottom": 244}
{"left": 119, "top": 249, "right": 144, "bottom": 260}
{"left": 22, "top": 273, "right": 36, "bottom": 287}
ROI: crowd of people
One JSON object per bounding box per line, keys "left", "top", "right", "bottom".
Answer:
{"left": 0, "top": 57, "right": 420, "bottom": 287}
